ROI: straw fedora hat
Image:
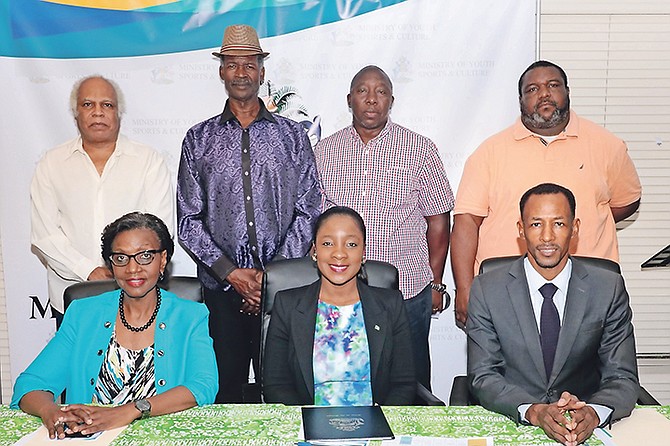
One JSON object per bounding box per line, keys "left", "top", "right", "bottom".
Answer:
{"left": 212, "top": 24, "right": 270, "bottom": 58}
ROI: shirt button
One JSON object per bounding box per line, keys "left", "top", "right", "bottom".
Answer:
{"left": 248, "top": 221, "right": 254, "bottom": 227}
{"left": 157, "top": 350, "right": 164, "bottom": 357}
{"left": 244, "top": 171, "right": 249, "bottom": 176}
{"left": 97, "top": 350, "right": 103, "bottom": 356}
{"left": 158, "top": 379, "right": 166, "bottom": 387}
{"left": 363, "top": 170, "right": 368, "bottom": 175}
{"left": 159, "top": 322, "right": 166, "bottom": 330}
{"left": 243, "top": 149, "right": 248, "bottom": 153}
{"left": 251, "top": 246, "right": 257, "bottom": 251}
{"left": 246, "top": 196, "right": 251, "bottom": 201}
{"left": 104, "top": 321, "right": 111, "bottom": 328}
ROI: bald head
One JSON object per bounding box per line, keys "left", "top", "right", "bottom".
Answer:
{"left": 349, "top": 65, "right": 393, "bottom": 94}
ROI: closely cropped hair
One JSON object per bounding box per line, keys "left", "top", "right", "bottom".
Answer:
{"left": 349, "top": 65, "right": 393, "bottom": 93}
{"left": 313, "top": 206, "right": 367, "bottom": 244}
{"left": 519, "top": 183, "right": 576, "bottom": 220}
{"left": 101, "top": 212, "right": 174, "bottom": 269}
{"left": 69, "top": 75, "right": 126, "bottom": 118}
{"left": 518, "top": 60, "right": 569, "bottom": 97}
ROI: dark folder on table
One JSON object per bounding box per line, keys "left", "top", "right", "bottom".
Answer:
{"left": 301, "top": 405, "right": 394, "bottom": 442}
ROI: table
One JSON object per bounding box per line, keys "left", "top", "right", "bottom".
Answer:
{"left": 1, "top": 405, "right": 669, "bottom": 445}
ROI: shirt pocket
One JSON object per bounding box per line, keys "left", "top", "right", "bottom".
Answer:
{"left": 377, "top": 166, "right": 414, "bottom": 209}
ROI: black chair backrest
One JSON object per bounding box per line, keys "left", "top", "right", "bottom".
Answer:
{"left": 479, "top": 255, "right": 621, "bottom": 275}
{"left": 259, "top": 256, "right": 399, "bottom": 388}
{"left": 262, "top": 256, "right": 399, "bottom": 317}
{"left": 63, "top": 276, "right": 203, "bottom": 312}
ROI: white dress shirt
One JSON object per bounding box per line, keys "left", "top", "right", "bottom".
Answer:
{"left": 30, "top": 134, "right": 175, "bottom": 312}
{"left": 518, "top": 257, "right": 612, "bottom": 426}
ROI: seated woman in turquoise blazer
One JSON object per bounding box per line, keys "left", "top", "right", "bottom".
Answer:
{"left": 263, "top": 206, "right": 416, "bottom": 405}
{"left": 11, "top": 212, "right": 217, "bottom": 439}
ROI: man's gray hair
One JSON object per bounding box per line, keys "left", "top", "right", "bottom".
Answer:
{"left": 69, "top": 75, "right": 126, "bottom": 118}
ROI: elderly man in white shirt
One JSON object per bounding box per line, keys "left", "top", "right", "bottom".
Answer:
{"left": 30, "top": 75, "right": 174, "bottom": 320}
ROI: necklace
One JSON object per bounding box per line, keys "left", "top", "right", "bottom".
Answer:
{"left": 118, "top": 287, "right": 161, "bottom": 332}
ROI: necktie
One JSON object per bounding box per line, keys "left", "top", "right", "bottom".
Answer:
{"left": 539, "top": 282, "right": 560, "bottom": 381}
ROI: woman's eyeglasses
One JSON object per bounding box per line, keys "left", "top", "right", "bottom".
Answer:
{"left": 109, "top": 249, "right": 164, "bottom": 267}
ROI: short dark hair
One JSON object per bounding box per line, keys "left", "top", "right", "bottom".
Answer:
{"left": 313, "top": 206, "right": 366, "bottom": 244}
{"left": 518, "top": 60, "right": 569, "bottom": 97}
{"left": 101, "top": 212, "right": 174, "bottom": 269}
{"left": 519, "top": 183, "right": 576, "bottom": 220}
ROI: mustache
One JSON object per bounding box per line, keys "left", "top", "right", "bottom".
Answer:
{"left": 535, "top": 99, "right": 558, "bottom": 110}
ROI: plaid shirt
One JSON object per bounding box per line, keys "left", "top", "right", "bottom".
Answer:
{"left": 315, "top": 120, "right": 454, "bottom": 299}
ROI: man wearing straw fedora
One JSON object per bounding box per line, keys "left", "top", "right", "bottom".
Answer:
{"left": 177, "top": 24, "right": 322, "bottom": 403}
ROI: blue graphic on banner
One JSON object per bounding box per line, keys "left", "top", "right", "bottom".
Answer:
{"left": 1, "top": 0, "right": 406, "bottom": 58}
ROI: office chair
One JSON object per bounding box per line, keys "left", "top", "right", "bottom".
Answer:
{"left": 260, "top": 256, "right": 444, "bottom": 405}
{"left": 449, "top": 255, "right": 660, "bottom": 406}
{"left": 63, "top": 276, "right": 202, "bottom": 314}
{"left": 479, "top": 255, "right": 621, "bottom": 275}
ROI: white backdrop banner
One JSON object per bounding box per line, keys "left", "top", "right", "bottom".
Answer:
{"left": 0, "top": 0, "right": 535, "bottom": 402}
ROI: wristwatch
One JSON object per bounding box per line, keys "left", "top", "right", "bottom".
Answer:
{"left": 430, "top": 282, "right": 448, "bottom": 295}
{"left": 430, "top": 282, "right": 451, "bottom": 309}
{"left": 134, "top": 399, "right": 152, "bottom": 420}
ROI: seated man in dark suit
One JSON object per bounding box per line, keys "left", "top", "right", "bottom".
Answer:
{"left": 467, "top": 183, "right": 639, "bottom": 446}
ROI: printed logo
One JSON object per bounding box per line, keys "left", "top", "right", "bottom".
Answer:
{"left": 329, "top": 416, "right": 365, "bottom": 432}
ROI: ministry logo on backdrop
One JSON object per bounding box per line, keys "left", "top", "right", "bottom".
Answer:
{"left": 2, "top": 0, "right": 406, "bottom": 58}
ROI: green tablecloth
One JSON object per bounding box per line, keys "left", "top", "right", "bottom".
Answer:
{"left": 1, "top": 404, "right": 668, "bottom": 445}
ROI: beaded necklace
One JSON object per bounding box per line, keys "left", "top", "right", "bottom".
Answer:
{"left": 118, "top": 287, "right": 161, "bottom": 332}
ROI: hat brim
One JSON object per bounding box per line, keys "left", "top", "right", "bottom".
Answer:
{"left": 212, "top": 50, "right": 270, "bottom": 58}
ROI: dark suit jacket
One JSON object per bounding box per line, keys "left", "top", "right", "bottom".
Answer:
{"left": 467, "top": 256, "right": 639, "bottom": 423}
{"left": 262, "top": 279, "right": 416, "bottom": 405}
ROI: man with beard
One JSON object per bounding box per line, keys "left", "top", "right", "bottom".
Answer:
{"left": 467, "top": 183, "right": 638, "bottom": 446}
{"left": 451, "top": 60, "right": 641, "bottom": 327}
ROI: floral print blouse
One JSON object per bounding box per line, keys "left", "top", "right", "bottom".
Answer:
{"left": 313, "top": 299, "right": 373, "bottom": 406}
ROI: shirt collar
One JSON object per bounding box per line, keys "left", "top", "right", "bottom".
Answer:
{"left": 65, "top": 135, "right": 123, "bottom": 159}
{"left": 219, "top": 98, "right": 277, "bottom": 126}
{"left": 513, "top": 109, "right": 579, "bottom": 142}
{"left": 524, "top": 255, "right": 572, "bottom": 296}
{"left": 349, "top": 117, "right": 393, "bottom": 144}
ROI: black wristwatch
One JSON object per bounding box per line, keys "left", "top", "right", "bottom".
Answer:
{"left": 134, "top": 399, "right": 151, "bottom": 420}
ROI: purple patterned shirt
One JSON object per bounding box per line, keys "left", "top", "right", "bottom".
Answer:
{"left": 177, "top": 100, "right": 322, "bottom": 290}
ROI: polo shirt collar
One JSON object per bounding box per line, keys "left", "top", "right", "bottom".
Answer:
{"left": 219, "top": 98, "right": 277, "bottom": 126}
{"left": 513, "top": 109, "right": 580, "bottom": 141}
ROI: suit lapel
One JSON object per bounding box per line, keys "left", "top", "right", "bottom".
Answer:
{"left": 358, "top": 282, "right": 385, "bottom": 382}
{"left": 291, "top": 281, "right": 320, "bottom": 401}
{"left": 508, "top": 259, "right": 547, "bottom": 381}
{"left": 551, "top": 260, "right": 589, "bottom": 383}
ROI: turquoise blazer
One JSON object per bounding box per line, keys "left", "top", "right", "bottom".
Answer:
{"left": 11, "top": 289, "right": 218, "bottom": 408}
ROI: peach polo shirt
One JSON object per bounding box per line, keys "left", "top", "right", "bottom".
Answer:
{"left": 454, "top": 111, "right": 641, "bottom": 271}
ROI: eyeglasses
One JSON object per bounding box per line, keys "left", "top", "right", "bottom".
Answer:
{"left": 109, "top": 249, "right": 164, "bottom": 267}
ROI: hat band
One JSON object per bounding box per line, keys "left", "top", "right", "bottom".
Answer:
{"left": 220, "top": 44, "right": 264, "bottom": 52}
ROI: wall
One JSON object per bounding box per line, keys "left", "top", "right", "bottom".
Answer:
{"left": 541, "top": 0, "right": 670, "bottom": 403}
